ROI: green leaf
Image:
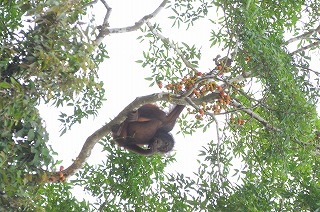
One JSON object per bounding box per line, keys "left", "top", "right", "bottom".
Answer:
{"left": 27, "top": 129, "right": 35, "bottom": 141}
{"left": 144, "top": 77, "right": 153, "bottom": 81}
{"left": 0, "top": 81, "right": 10, "bottom": 88}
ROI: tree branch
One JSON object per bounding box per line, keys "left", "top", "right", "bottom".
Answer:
{"left": 62, "top": 93, "right": 169, "bottom": 178}
{"left": 47, "top": 91, "right": 320, "bottom": 182}
{"left": 290, "top": 40, "right": 320, "bottom": 55}
{"left": 230, "top": 100, "right": 320, "bottom": 152}
{"left": 94, "top": 0, "right": 112, "bottom": 44}
{"left": 146, "top": 21, "right": 198, "bottom": 73}
{"left": 286, "top": 24, "right": 320, "bottom": 44}
{"left": 230, "top": 100, "right": 279, "bottom": 132}
{"left": 227, "top": 71, "right": 252, "bottom": 84}
{"left": 100, "top": 0, "right": 112, "bottom": 28}
{"left": 57, "top": 90, "right": 224, "bottom": 179}
{"left": 95, "top": 0, "right": 168, "bottom": 44}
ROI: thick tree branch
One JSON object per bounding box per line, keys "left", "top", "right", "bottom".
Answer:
{"left": 100, "top": 0, "right": 112, "bottom": 28}
{"left": 62, "top": 93, "right": 169, "bottom": 178}
{"left": 94, "top": 0, "right": 112, "bottom": 44}
{"left": 95, "top": 0, "right": 168, "bottom": 44}
{"left": 59, "top": 91, "right": 222, "bottom": 179}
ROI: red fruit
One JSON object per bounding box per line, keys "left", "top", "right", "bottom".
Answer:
{"left": 59, "top": 172, "right": 64, "bottom": 178}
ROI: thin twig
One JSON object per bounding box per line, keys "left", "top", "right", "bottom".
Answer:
{"left": 82, "top": 0, "right": 98, "bottom": 8}
{"left": 230, "top": 100, "right": 279, "bottom": 132}
{"left": 286, "top": 24, "right": 320, "bottom": 44}
{"left": 290, "top": 40, "right": 320, "bottom": 55}
{"left": 108, "top": 0, "right": 167, "bottom": 34}
{"left": 146, "top": 21, "right": 198, "bottom": 73}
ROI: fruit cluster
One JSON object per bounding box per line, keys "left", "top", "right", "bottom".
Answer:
{"left": 158, "top": 71, "right": 234, "bottom": 119}
{"left": 49, "top": 165, "right": 65, "bottom": 182}
{"left": 156, "top": 68, "right": 246, "bottom": 125}
{"left": 230, "top": 114, "right": 245, "bottom": 125}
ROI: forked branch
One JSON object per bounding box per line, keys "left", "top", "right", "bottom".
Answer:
{"left": 95, "top": 0, "right": 168, "bottom": 44}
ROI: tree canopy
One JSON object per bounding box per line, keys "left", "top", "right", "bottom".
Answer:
{"left": 1, "top": 0, "right": 320, "bottom": 211}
